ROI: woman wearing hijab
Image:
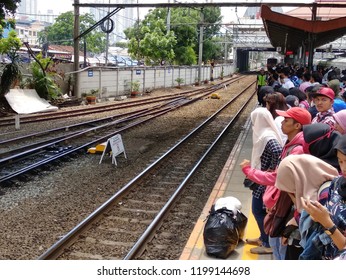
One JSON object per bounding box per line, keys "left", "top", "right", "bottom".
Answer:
{"left": 300, "top": 134, "right": 346, "bottom": 259}
{"left": 333, "top": 109, "right": 346, "bottom": 135}
{"left": 275, "top": 154, "right": 339, "bottom": 259}
{"left": 244, "top": 107, "right": 283, "bottom": 255}
{"left": 302, "top": 122, "right": 341, "bottom": 171}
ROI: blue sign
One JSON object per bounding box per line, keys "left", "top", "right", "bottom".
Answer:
{"left": 88, "top": 69, "right": 93, "bottom": 77}
{"left": 136, "top": 69, "right": 141, "bottom": 75}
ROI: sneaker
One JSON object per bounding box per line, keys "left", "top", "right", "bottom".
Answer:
{"left": 245, "top": 238, "right": 262, "bottom": 246}
{"left": 250, "top": 246, "right": 273, "bottom": 254}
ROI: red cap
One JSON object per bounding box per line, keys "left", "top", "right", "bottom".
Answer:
{"left": 311, "top": 87, "right": 335, "bottom": 100}
{"left": 276, "top": 107, "right": 312, "bottom": 125}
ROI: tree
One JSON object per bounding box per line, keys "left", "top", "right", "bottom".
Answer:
{"left": 124, "top": 6, "right": 223, "bottom": 66}
{"left": 37, "top": 11, "right": 107, "bottom": 55}
{"left": 0, "top": 0, "right": 20, "bottom": 38}
{"left": 124, "top": 11, "right": 177, "bottom": 66}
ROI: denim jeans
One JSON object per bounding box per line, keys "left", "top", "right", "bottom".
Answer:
{"left": 252, "top": 194, "right": 270, "bottom": 247}
{"left": 269, "top": 236, "right": 287, "bottom": 260}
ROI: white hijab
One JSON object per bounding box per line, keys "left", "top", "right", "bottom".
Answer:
{"left": 251, "top": 107, "right": 284, "bottom": 169}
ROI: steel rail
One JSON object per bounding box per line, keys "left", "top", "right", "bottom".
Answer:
{"left": 1, "top": 82, "right": 241, "bottom": 184}
{"left": 0, "top": 76, "right": 244, "bottom": 127}
{"left": 38, "top": 84, "right": 255, "bottom": 260}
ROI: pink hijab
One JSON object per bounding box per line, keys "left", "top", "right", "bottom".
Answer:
{"left": 275, "top": 154, "right": 339, "bottom": 212}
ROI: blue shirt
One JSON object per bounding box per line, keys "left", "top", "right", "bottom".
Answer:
{"left": 333, "top": 98, "right": 346, "bottom": 113}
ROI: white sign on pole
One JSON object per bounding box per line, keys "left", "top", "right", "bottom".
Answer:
{"left": 99, "top": 134, "right": 127, "bottom": 165}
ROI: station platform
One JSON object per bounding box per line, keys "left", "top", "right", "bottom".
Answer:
{"left": 179, "top": 115, "right": 273, "bottom": 261}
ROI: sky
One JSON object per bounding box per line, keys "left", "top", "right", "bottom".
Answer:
{"left": 35, "top": 0, "right": 314, "bottom": 22}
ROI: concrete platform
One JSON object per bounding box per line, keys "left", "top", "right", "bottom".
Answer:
{"left": 179, "top": 116, "right": 273, "bottom": 260}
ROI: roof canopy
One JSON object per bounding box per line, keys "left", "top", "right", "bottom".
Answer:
{"left": 261, "top": 4, "right": 346, "bottom": 53}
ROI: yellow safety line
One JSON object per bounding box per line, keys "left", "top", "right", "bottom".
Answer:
{"left": 241, "top": 210, "right": 260, "bottom": 260}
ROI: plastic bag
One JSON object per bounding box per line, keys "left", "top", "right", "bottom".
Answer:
{"left": 203, "top": 205, "right": 240, "bottom": 259}
{"left": 214, "top": 196, "right": 242, "bottom": 212}
{"left": 235, "top": 211, "right": 248, "bottom": 241}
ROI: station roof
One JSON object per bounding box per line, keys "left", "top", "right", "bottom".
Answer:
{"left": 261, "top": 4, "right": 346, "bottom": 53}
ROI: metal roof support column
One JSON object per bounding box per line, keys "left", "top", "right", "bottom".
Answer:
{"left": 308, "top": 3, "right": 317, "bottom": 72}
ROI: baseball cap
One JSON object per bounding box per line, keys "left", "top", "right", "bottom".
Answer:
{"left": 311, "top": 87, "right": 335, "bottom": 100}
{"left": 276, "top": 107, "right": 312, "bottom": 125}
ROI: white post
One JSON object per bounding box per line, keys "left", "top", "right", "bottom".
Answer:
{"left": 15, "top": 115, "right": 20, "bottom": 130}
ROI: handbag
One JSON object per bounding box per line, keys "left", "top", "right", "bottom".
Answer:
{"left": 263, "top": 191, "right": 293, "bottom": 237}
{"left": 263, "top": 185, "right": 280, "bottom": 209}
{"left": 243, "top": 177, "right": 260, "bottom": 191}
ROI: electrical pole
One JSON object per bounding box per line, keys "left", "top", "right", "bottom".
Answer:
{"left": 105, "top": 0, "right": 111, "bottom": 66}
{"left": 224, "top": 30, "right": 228, "bottom": 64}
{"left": 73, "top": 0, "right": 80, "bottom": 97}
{"left": 198, "top": 9, "right": 204, "bottom": 84}
{"left": 167, "top": 0, "right": 171, "bottom": 33}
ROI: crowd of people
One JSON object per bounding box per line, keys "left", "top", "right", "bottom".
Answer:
{"left": 240, "top": 64, "right": 346, "bottom": 260}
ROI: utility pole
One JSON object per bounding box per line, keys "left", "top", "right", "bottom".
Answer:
{"left": 136, "top": 0, "right": 140, "bottom": 61}
{"left": 224, "top": 30, "right": 228, "bottom": 64}
{"left": 198, "top": 9, "right": 204, "bottom": 84}
{"left": 105, "top": 0, "right": 111, "bottom": 66}
{"left": 167, "top": 0, "right": 171, "bottom": 33}
{"left": 73, "top": 0, "right": 80, "bottom": 97}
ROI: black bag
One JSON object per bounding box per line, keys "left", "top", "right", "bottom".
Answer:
{"left": 203, "top": 205, "right": 246, "bottom": 259}
{"left": 235, "top": 211, "right": 248, "bottom": 241}
{"left": 243, "top": 177, "right": 260, "bottom": 191}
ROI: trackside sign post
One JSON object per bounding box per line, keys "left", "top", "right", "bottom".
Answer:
{"left": 99, "top": 134, "right": 127, "bottom": 165}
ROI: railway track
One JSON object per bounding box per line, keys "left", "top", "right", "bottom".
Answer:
{"left": 0, "top": 76, "right": 244, "bottom": 127}
{"left": 0, "top": 80, "right": 255, "bottom": 186}
{"left": 38, "top": 85, "right": 255, "bottom": 260}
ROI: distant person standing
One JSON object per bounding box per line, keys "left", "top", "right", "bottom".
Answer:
{"left": 256, "top": 68, "right": 267, "bottom": 106}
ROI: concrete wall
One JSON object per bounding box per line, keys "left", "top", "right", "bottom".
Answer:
{"left": 0, "top": 62, "right": 234, "bottom": 98}
{"left": 73, "top": 64, "right": 234, "bottom": 98}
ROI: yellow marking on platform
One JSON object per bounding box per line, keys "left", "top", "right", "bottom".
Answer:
{"left": 241, "top": 210, "right": 260, "bottom": 260}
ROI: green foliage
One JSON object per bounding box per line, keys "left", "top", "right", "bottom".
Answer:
{"left": 37, "top": 11, "right": 107, "bottom": 54}
{"left": 28, "top": 53, "right": 62, "bottom": 100}
{"left": 0, "top": 30, "right": 22, "bottom": 95}
{"left": 124, "top": 6, "right": 223, "bottom": 66}
{"left": 175, "top": 77, "right": 184, "bottom": 86}
{"left": 125, "top": 14, "right": 177, "bottom": 66}
{"left": 114, "top": 41, "right": 128, "bottom": 49}
{"left": 130, "top": 80, "right": 140, "bottom": 92}
{"left": 0, "top": 1, "right": 20, "bottom": 16}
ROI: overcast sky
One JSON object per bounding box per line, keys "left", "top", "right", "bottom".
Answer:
{"left": 35, "top": 0, "right": 314, "bottom": 22}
